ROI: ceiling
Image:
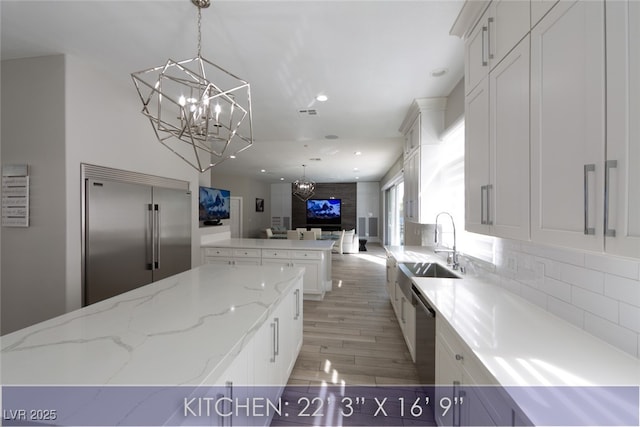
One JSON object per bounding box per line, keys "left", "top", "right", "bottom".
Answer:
{"left": 1, "top": 0, "right": 464, "bottom": 183}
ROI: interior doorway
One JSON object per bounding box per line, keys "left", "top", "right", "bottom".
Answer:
{"left": 230, "top": 196, "right": 243, "bottom": 238}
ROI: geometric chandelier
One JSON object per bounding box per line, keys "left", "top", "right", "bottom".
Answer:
{"left": 131, "top": 0, "right": 253, "bottom": 173}
{"left": 292, "top": 165, "right": 316, "bottom": 202}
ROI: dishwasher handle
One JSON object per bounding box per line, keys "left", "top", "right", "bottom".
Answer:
{"left": 412, "top": 285, "right": 436, "bottom": 318}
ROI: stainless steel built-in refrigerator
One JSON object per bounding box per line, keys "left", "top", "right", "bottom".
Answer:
{"left": 83, "top": 164, "right": 191, "bottom": 306}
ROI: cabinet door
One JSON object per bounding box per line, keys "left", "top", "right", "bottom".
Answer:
{"left": 489, "top": 0, "right": 530, "bottom": 68}
{"left": 465, "top": 78, "right": 491, "bottom": 234}
{"left": 465, "top": 9, "right": 490, "bottom": 95}
{"left": 435, "top": 335, "right": 463, "bottom": 427}
{"left": 605, "top": 0, "right": 640, "bottom": 258}
{"left": 404, "top": 301, "right": 416, "bottom": 363}
{"left": 490, "top": 36, "right": 530, "bottom": 240}
{"left": 293, "top": 259, "right": 321, "bottom": 295}
{"left": 531, "top": 0, "right": 605, "bottom": 251}
{"left": 531, "top": 0, "right": 559, "bottom": 28}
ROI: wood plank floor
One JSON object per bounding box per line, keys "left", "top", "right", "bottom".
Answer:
{"left": 288, "top": 243, "right": 420, "bottom": 386}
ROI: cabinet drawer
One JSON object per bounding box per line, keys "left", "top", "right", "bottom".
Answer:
{"left": 262, "top": 250, "right": 291, "bottom": 259}
{"left": 233, "top": 248, "right": 261, "bottom": 258}
{"left": 292, "top": 251, "right": 321, "bottom": 260}
{"left": 204, "top": 247, "right": 233, "bottom": 257}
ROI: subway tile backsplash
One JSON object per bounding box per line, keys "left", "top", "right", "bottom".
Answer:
{"left": 468, "top": 238, "right": 640, "bottom": 358}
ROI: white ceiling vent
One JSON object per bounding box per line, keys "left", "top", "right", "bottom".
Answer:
{"left": 298, "top": 109, "right": 318, "bottom": 116}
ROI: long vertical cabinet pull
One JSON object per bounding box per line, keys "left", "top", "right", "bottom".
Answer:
{"left": 604, "top": 160, "right": 618, "bottom": 237}
{"left": 584, "top": 164, "right": 596, "bottom": 235}
{"left": 147, "top": 204, "right": 154, "bottom": 270}
{"left": 480, "top": 186, "right": 487, "bottom": 224}
{"left": 486, "top": 184, "right": 493, "bottom": 225}
{"left": 225, "top": 381, "right": 233, "bottom": 427}
{"left": 481, "top": 26, "right": 489, "bottom": 66}
{"left": 294, "top": 289, "right": 300, "bottom": 320}
{"left": 274, "top": 317, "right": 280, "bottom": 358}
{"left": 270, "top": 321, "right": 277, "bottom": 363}
{"left": 487, "top": 17, "right": 494, "bottom": 60}
{"left": 153, "top": 204, "right": 160, "bottom": 269}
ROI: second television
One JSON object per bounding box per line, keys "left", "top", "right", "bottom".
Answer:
{"left": 306, "top": 199, "right": 341, "bottom": 225}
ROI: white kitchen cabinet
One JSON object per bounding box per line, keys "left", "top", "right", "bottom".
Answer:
{"left": 531, "top": 0, "right": 559, "bottom": 29}
{"left": 465, "top": 78, "right": 490, "bottom": 235}
{"left": 385, "top": 255, "right": 398, "bottom": 307}
{"left": 203, "top": 247, "right": 260, "bottom": 266}
{"left": 404, "top": 149, "right": 420, "bottom": 222}
{"left": 604, "top": 0, "right": 640, "bottom": 258}
{"left": 530, "top": 0, "right": 605, "bottom": 252}
{"left": 435, "top": 317, "right": 529, "bottom": 427}
{"left": 464, "top": 0, "right": 530, "bottom": 95}
{"left": 404, "top": 114, "right": 420, "bottom": 157}
{"left": 465, "top": 36, "right": 530, "bottom": 240}
{"left": 395, "top": 282, "right": 416, "bottom": 362}
{"left": 291, "top": 250, "right": 324, "bottom": 297}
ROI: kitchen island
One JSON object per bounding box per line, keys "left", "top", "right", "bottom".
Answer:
{"left": 1, "top": 264, "right": 304, "bottom": 426}
{"left": 202, "top": 238, "right": 334, "bottom": 299}
{"left": 386, "top": 246, "right": 640, "bottom": 426}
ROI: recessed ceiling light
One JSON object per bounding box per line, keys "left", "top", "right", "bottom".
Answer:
{"left": 316, "top": 94, "right": 328, "bottom": 102}
{"left": 354, "top": 151, "right": 362, "bottom": 156}
{"left": 260, "top": 169, "right": 266, "bottom": 173}
{"left": 431, "top": 68, "right": 449, "bottom": 78}
{"left": 280, "top": 177, "right": 284, "bottom": 181}
{"left": 353, "top": 168, "right": 359, "bottom": 172}
{"left": 229, "top": 155, "right": 236, "bottom": 159}
{"left": 355, "top": 177, "right": 360, "bottom": 180}
{"left": 325, "top": 135, "right": 339, "bottom": 140}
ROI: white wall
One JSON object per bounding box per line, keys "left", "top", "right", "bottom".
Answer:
{"left": 1, "top": 54, "right": 203, "bottom": 333}
{"left": 64, "top": 55, "right": 201, "bottom": 312}
{"left": 1, "top": 55, "right": 68, "bottom": 333}
{"left": 208, "top": 172, "right": 271, "bottom": 238}
{"left": 356, "top": 181, "right": 380, "bottom": 242}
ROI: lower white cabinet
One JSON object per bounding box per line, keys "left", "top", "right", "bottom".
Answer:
{"left": 435, "top": 318, "right": 530, "bottom": 427}
{"left": 211, "top": 279, "right": 302, "bottom": 427}
{"left": 203, "top": 247, "right": 329, "bottom": 298}
{"left": 395, "top": 282, "right": 416, "bottom": 362}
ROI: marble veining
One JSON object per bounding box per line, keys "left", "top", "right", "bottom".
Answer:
{"left": 1, "top": 264, "right": 304, "bottom": 386}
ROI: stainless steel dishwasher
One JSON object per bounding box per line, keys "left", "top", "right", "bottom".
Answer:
{"left": 412, "top": 284, "right": 436, "bottom": 385}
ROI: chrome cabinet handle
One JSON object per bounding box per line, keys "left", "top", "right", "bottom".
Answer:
{"left": 274, "top": 317, "right": 280, "bottom": 357}
{"left": 481, "top": 26, "right": 488, "bottom": 66}
{"left": 480, "top": 186, "right": 487, "bottom": 225}
{"left": 605, "top": 160, "right": 618, "bottom": 237}
{"left": 455, "top": 354, "right": 464, "bottom": 361}
{"left": 486, "top": 184, "right": 493, "bottom": 226}
{"left": 147, "top": 204, "right": 154, "bottom": 270}
{"left": 270, "top": 321, "right": 276, "bottom": 363}
{"left": 487, "top": 17, "right": 494, "bottom": 60}
{"left": 584, "top": 164, "right": 596, "bottom": 235}
{"left": 294, "top": 289, "right": 300, "bottom": 320}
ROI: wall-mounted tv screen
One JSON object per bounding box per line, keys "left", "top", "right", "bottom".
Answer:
{"left": 306, "top": 199, "right": 341, "bottom": 225}
{"left": 199, "top": 186, "right": 231, "bottom": 221}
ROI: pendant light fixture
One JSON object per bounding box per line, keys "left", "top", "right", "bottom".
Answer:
{"left": 131, "top": 0, "right": 253, "bottom": 173}
{"left": 292, "top": 165, "right": 316, "bottom": 202}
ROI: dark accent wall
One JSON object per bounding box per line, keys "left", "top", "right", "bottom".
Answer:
{"left": 291, "top": 183, "right": 357, "bottom": 230}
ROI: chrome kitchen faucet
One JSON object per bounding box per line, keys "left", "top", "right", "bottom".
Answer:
{"left": 434, "top": 212, "right": 459, "bottom": 270}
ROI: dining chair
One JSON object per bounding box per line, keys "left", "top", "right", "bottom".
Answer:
{"left": 331, "top": 230, "right": 345, "bottom": 254}
{"left": 266, "top": 228, "right": 273, "bottom": 239}
{"left": 302, "top": 231, "right": 316, "bottom": 240}
{"left": 287, "top": 230, "right": 300, "bottom": 240}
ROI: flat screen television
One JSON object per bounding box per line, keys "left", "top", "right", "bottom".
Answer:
{"left": 199, "top": 186, "right": 231, "bottom": 221}
{"left": 306, "top": 199, "right": 341, "bottom": 225}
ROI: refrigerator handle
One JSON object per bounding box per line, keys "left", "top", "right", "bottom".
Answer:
{"left": 147, "top": 204, "right": 154, "bottom": 270}
{"left": 154, "top": 204, "right": 160, "bottom": 270}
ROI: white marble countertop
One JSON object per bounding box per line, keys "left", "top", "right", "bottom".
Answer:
{"left": 1, "top": 264, "right": 304, "bottom": 385}
{"left": 386, "top": 246, "right": 640, "bottom": 423}
{"left": 202, "top": 238, "right": 334, "bottom": 251}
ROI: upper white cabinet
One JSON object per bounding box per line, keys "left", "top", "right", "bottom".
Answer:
{"left": 605, "top": 0, "right": 640, "bottom": 258}
{"left": 531, "top": 0, "right": 559, "bottom": 28}
{"left": 465, "top": 36, "right": 530, "bottom": 240}
{"left": 465, "top": 0, "right": 530, "bottom": 95}
{"left": 530, "top": 0, "right": 605, "bottom": 252}
{"left": 400, "top": 98, "right": 447, "bottom": 224}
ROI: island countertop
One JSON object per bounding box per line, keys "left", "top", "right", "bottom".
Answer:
{"left": 202, "top": 238, "right": 335, "bottom": 251}
{"left": 1, "top": 264, "right": 304, "bottom": 386}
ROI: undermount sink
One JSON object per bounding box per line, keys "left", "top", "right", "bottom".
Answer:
{"left": 398, "top": 262, "right": 461, "bottom": 279}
